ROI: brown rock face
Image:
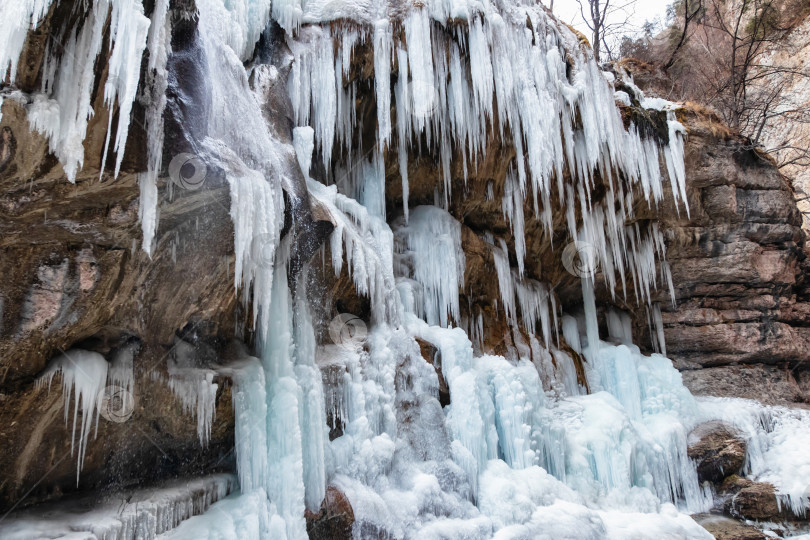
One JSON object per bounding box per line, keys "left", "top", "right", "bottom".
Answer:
{"left": 687, "top": 421, "right": 747, "bottom": 484}
{"left": 656, "top": 119, "right": 810, "bottom": 372}
{"left": 1, "top": 0, "right": 809, "bottom": 525}
{"left": 306, "top": 486, "right": 355, "bottom": 540}
{"left": 682, "top": 364, "right": 808, "bottom": 406}
{"left": 729, "top": 481, "right": 783, "bottom": 521}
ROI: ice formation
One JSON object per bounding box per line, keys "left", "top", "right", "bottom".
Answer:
{"left": 284, "top": 2, "right": 687, "bottom": 313}
{"left": 24, "top": 0, "right": 150, "bottom": 182}
{"left": 138, "top": 0, "right": 173, "bottom": 255}
{"left": 395, "top": 206, "right": 465, "bottom": 328}
{"left": 698, "top": 397, "right": 810, "bottom": 518}
{"left": 13, "top": 0, "right": 809, "bottom": 538}
{"left": 36, "top": 350, "right": 110, "bottom": 483}
{"left": 0, "top": 474, "right": 235, "bottom": 539}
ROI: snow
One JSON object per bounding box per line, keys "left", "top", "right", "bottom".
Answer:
{"left": 159, "top": 489, "right": 286, "bottom": 540}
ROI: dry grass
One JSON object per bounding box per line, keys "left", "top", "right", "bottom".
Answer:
{"left": 616, "top": 57, "right": 657, "bottom": 76}
{"left": 675, "top": 101, "right": 737, "bottom": 139}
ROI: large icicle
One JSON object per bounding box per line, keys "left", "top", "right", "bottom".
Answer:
{"left": 36, "top": 350, "right": 109, "bottom": 483}
{"left": 259, "top": 238, "right": 308, "bottom": 539}
{"left": 98, "top": 0, "right": 151, "bottom": 179}
{"left": 0, "top": 0, "right": 54, "bottom": 86}
{"left": 136, "top": 0, "right": 172, "bottom": 255}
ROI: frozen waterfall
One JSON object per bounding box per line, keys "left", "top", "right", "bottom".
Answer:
{"left": 4, "top": 0, "right": 810, "bottom": 539}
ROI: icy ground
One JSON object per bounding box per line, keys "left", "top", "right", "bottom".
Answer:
{"left": 0, "top": 474, "right": 235, "bottom": 539}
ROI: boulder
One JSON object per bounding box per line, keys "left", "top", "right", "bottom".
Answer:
{"left": 728, "top": 480, "right": 782, "bottom": 521}
{"left": 693, "top": 514, "right": 768, "bottom": 540}
{"left": 687, "top": 421, "right": 747, "bottom": 483}
{"left": 306, "top": 486, "right": 354, "bottom": 540}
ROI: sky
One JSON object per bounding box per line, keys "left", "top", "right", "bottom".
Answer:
{"left": 550, "top": 0, "right": 672, "bottom": 43}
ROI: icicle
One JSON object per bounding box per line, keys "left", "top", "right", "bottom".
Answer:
{"left": 293, "top": 126, "right": 315, "bottom": 178}
{"left": 98, "top": 0, "right": 151, "bottom": 179}
{"left": 167, "top": 338, "right": 219, "bottom": 447}
{"left": 501, "top": 168, "right": 526, "bottom": 276}
{"left": 259, "top": 238, "right": 308, "bottom": 539}
{"left": 293, "top": 266, "right": 327, "bottom": 512}
{"left": 36, "top": 350, "right": 109, "bottom": 483}
{"left": 227, "top": 168, "right": 283, "bottom": 341}
{"left": 108, "top": 342, "right": 136, "bottom": 399}
{"left": 396, "top": 47, "right": 411, "bottom": 222}
{"left": 26, "top": 1, "right": 111, "bottom": 182}
{"left": 492, "top": 240, "right": 516, "bottom": 325}
{"left": 373, "top": 20, "right": 392, "bottom": 152}
{"left": 403, "top": 10, "right": 434, "bottom": 133}
{"left": 652, "top": 302, "right": 667, "bottom": 356}
{"left": 664, "top": 113, "right": 690, "bottom": 216}
{"left": 0, "top": 0, "right": 54, "bottom": 85}
{"left": 137, "top": 0, "right": 172, "bottom": 255}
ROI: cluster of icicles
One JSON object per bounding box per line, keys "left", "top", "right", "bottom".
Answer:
{"left": 10, "top": 0, "right": 809, "bottom": 539}
{"left": 288, "top": 8, "right": 685, "bottom": 316}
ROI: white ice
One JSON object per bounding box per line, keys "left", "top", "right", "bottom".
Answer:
{"left": 36, "top": 349, "right": 109, "bottom": 483}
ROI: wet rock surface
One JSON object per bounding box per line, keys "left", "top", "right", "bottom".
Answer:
{"left": 688, "top": 421, "right": 747, "bottom": 484}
